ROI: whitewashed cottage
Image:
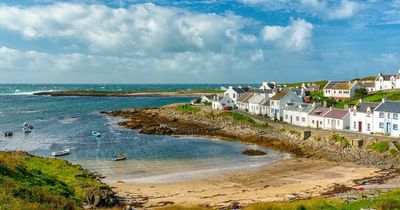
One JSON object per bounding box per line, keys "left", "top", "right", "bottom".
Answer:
{"left": 350, "top": 100, "right": 379, "bottom": 134}
{"left": 211, "top": 95, "right": 235, "bottom": 110}
{"left": 323, "top": 108, "right": 350, "bottom": 130}
{"left": 283, "top": 103, "right": 317, "bottom": 127}
{"left": 269, "top": 91, "right": 303, "bottom": 121}
{"left": 372, "top": 99, "right": 400, "bottom": 137}
{"left": 308, "top": 107, "right": 331, "bottom": 129}
{"left": 323, "top": 81, "right": 362, "bottom": 99}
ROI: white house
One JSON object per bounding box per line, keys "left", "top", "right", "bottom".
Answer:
{"left": 224, "top": 86, "right": 247, "bottom": 106}
{"left": 323, "top": 108, "right": 350, "bottom": 130}
{"left": 269, "top": 91, "right": 303, "bottom": 121}
{"left": 375, "top": 73, "right": 397, "bottom": 91}
{"left": 308, "top": 107, "right": 331, "bottom": 129}
{"left": 259, "top": 81, "right": 276, "bottom": 90}
{"left": 237, "top": 92, "right": 254, "bottom": 111}
{"left": 200, "top": 95, "right": 217, "bottom": 104}
{"left": 359, "top": 81, "right": 376, "bottom": 92}
{"left": 211, "top": 95, "right": 235, "bottom": 110}
{"left": 372, "top": 99, "right": 400, "bottom": 137}
{"left": 283, "top": 102, "right": 317, "bottom": 127}
{"left": 350, "top": 100, "right": 379, "bottom": 134}
{"left": 260, "top": 99, "right": 270, "bottom": 116}
{"left": 323, "top": 81, "right": 362, "bottom": 99}
{"left": 249, "top": 94, "right": 269, "bottom": 115}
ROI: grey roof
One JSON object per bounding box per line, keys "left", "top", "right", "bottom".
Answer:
{"left": 249, "top": 94, "right": 265, "bottom": 104}
{"left": 285, "top": 103, "right": 315, "bottom": 113}
{"left": 237, "top": 92, "right": 254, "bottom": 103}
{"left": 324, "top": 109, "right": 349, "bottom": 119}
{"left": 354, "top": 102, "right": 380, "bottom": 113}
{"left": 251, "top": 89, "right": 273, "bottom": 94}
{"left": 376, "top": 74, "right": 396, "bottom": 81}
{"left": 232, "top": 87, "right": 246, "bottom": 93}
{"left": 324, "top": 81, "right": 346, "bottom": 89}
{"left": 309, "top": 107, "right": 331, "bottom": 117}
{"left": 374, "top": 101, "right": 400, "bottom": 113}
{"left": 291, "top": 88, "right": 303, "bottom": 96}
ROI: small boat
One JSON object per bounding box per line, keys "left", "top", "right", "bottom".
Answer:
{"left": 23, "top": 127, "right": 32, "bottom": 134}
{"left": 112, "top": 153, "right": 126, "bottom": 161}
{"left": 92, "top": 131, "right": 101, "bottom": 137}
{"left": 4, "top": 131, "right": 13, "bottom": 137}
{"left": 52, "top": 148, "right": 70, "bottom": 157}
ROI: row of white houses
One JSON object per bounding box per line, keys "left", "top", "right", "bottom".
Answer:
{"left": 322, "top": 70, "right": 400, "bottom": 99}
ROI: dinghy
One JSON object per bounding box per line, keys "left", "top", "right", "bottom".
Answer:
{"left": 4, "top": 131, "right": 13, "bottom": 137}
{"left": 51, "top": 148, "right": 70, "bottom": 157}
{"left": 112, "top": 153, "right": 126, "bottom": 161}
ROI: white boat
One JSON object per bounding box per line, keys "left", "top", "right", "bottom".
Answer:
{"left": 23, "top": 127, "right": 32, "bottom": 133}
{"left": 51, "top": 148, "right": 70, "bottom": 157}
{"left": 92, "top": 131, "right": 101, "bottom": 137}
{"left": 112, "top": 153, "right": 126, "bottom": 161}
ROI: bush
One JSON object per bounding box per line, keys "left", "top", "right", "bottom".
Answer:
{"left": 219, "top": 112, "right": 267, "bottom": 128}
{"left": 368, "top": 141, "right": 390, "bottom": 153}
{"left": 330, "top": 134, "right": 350, "bottom": 147}
{"left": 389, "top": 149, "right": 398, "bottom": 156}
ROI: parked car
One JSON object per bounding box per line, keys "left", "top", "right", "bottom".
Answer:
{"left": 223, "top": 106, "right": 232, "bottom": 110}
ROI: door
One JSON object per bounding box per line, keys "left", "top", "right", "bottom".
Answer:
{"left": 331, "top": 119, "right": 336, "bottom": 129}
{"left": 387, "top": 122, "right": 391, "bottom": 133}
{"left": 290, "top": 116, "right": 292, "bottom": 124}
{"left": 358, "top": 121, "right": 362, "bottom": 132}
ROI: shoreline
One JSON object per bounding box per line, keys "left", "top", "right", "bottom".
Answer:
{"left": 104, "top": 103, "right": 400, "bottom": 208}
{"left": 108, "top": 158, "right": 380, "bottom": 208}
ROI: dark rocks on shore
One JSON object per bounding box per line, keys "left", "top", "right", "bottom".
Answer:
{"left": 242, "top": 149, "right": 266, "bottom": 156}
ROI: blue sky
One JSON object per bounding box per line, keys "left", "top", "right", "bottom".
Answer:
{"left": 0, "top": 0, "right": 399, "bottom": 83}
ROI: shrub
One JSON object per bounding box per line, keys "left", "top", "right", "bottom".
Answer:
{"left": 330, "top": 134, "right": 350, "bottom": 147}
{"left": 368, "top": 141, "right": 390, "bottom": 153}
{"left": 219, "top": 112, "right": 267, "bottom": 128}
{"left": 389, "top": 149, "right": 398, "bottom": 156}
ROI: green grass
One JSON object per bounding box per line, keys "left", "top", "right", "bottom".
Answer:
{"left": 331, "top": 90, "right": 400, "bottom": 109}
{"left": 219, "top": 112, "right": 267, "bottom": 128}
{"left": 330, "top": 134, "right": 350, "bottom": 147}
{"left": 368, "top": 141, "right": 390, "bottom": 153}
{"left": 281, "top": 80, "right": 329, "bottom": 89}
{"left": 176, "top": 104, "right": 200, "bottom": 114}
{"left": 0, "top": 151, "right": 112, "bottom": 209}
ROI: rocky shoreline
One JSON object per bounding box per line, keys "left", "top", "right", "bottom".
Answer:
{"left": 106, "top": 104, "right": 400, "bottom": 169}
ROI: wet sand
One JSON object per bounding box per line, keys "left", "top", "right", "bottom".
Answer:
{"left": 109, "top": 158, "right": 379, "bottom": 208}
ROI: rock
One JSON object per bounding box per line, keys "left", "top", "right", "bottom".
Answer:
{"left": 242, "top": 149, "right": 266, "bottom": 156}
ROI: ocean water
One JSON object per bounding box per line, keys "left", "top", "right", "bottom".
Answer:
{"left": 0, "top": 84, "right": 286, "bottom": 183}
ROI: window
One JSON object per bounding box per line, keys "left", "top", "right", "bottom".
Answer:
{"left": 296, "top": 116, "right": 299, "bottom": 121}
{"left": 379, "top": 112, "right": 384, "bottom": 118}
{"left": 233, "top": 93, "right": 236, "bottom": 98}
{"left": 285, "top": 115, "right": 288, "bottom": 119}
{"left": 327, "top": 120, "right": 330, "bottom": 125}
{"left": 339, "top": 91, "right": 342, "bottom": 94}
{"left": 302, "top": 117, "right": 305, "bottom": 122}
{"left": 312, "top": 120, "right": 315, "bottom": 124}
{"left": 353, "top": 122, "right": 356, "bottom": 129}
{"left": 277, "top": 101, "right": 280, "bottom": 105}
{"left": 394, "top": 124, "right": 398, "bottom": 131}
{"left": 271, "top": 101, "right": 274, "bottom": 105}
{"left": 394, "top": 114, "right": 399, "bottom": 120}
{"left": 379, "top": 122, "right": 384, "bottom": 129}
{"left": 388, "top": 113, "right": 391, "bottom": 119}
{"left": 337, "top": 121, "right": 340, "bottom": 126}
{"left": 344, "top": 91, "right": 349, "bottom": 94}
{"left": 367, "top": 123, "right": 371, "bottom": 131}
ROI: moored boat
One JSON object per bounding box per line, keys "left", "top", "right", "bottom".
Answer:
{"left": 112, "top": 153, "right": 126, "bottom": 161}
{"left": 52, "top": 148, "right": 70, "bottom": 157}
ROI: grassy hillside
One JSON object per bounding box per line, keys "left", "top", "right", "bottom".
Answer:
{"left": 0, "top": 151, "right": 116, "bottom": 209}
{"left": 334, "top": 90, "right": 400, "bottom": 109}
{"left": 282, "top": 80, "right": 329, "bottom": 89}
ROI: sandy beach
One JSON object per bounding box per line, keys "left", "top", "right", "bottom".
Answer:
{"left": 109, "top": 157, "right": 379, "bottom": 208}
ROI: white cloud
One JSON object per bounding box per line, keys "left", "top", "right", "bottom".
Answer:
{"left": 0, "top": 3, "right": 250, "bottom": 54}
{"left": 261, "top": 19, "right": 313, "bottom": 51}
{"left": 301, "top": 0, "right": 362, "bottom": 20}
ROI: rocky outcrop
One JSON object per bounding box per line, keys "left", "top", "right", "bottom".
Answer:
{"left": 242, "top": 149, "right": 266, "bottom": 156}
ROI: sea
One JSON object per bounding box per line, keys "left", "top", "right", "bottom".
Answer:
{"left": 0, "top": 84, "right": 287, "bottom": 184}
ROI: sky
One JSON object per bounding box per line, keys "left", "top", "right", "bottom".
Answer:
{"left": 0, "top": 0, "right": 399, "bottom": 83}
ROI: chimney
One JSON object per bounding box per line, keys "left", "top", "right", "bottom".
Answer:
{"left": 382, "top": 98, "right": 386, "bottom": 103}
{"left": 329, "top": 106, "right": 333, "bottom": 110}
{"left": 228, "top": 86, "right": 233, "bottom": 89}
{"left": 359, "top": 98, "right": 362, "bottom": 103}
{"left": 312, "top": 102, "right": 316, "bottom": 107}
{"left": 379, "top": 72, "right": 382, "bottom": 77}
